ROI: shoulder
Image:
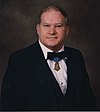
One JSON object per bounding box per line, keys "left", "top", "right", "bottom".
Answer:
{"left": 64, "top": 46, "right": 86, "bottom": 66}
{"left": 64, "top": 46, "right": 83, "bottom": 58}
{"left": 9, "top": 41, "right": 38, "bottom": 60}
{"left": 8, "top": 41, "right": 40, "bottom": 66}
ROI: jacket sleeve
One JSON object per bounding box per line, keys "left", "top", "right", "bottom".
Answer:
{"left": 0, "top": 53, "right": 27, "bottom": 110}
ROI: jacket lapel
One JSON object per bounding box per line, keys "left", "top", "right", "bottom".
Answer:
{"left": 30, "top": 41, "right": 57, "bottom": 109}
{"left": 64, "top": 47, "right": 81, "bottom": 108}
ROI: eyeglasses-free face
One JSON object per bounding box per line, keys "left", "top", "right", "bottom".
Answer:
{"left": 36, "top": 10, "right": 70, "bottom": 52}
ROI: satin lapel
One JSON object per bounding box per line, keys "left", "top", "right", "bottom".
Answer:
{"left": 30, "top": 41, "right": 57, "bottom": 109}
{"left": 64, "top": 54, "right": 75, "bottom": 94}
{"left": 64, "top": 47, "right": 78, "bottom": 87}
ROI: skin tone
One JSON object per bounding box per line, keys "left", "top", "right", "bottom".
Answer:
{"left": 36, "top": 9, "right": 70, "bottom": 52}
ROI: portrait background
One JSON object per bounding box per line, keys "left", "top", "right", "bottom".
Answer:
{"left": 0, "top": 0, "right": 100, "bottom": 110}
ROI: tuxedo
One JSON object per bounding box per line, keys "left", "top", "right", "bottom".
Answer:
{"left": 1, "top": 41, "right": 96, "bottom": 110}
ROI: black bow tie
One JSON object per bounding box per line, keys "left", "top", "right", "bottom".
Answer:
{"left": 47, "top": 51, "right": 66, "bottom": 62}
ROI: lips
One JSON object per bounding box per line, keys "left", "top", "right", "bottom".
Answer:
{"left": 46, "top": 36, "right": 58, "bottom": 38}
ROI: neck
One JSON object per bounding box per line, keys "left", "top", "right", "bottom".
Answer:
{"left": 38, "top": 40, "right": 64, "bottom": 52}
{"left": 47, "top": 45, "right": 64, "bottom": 52}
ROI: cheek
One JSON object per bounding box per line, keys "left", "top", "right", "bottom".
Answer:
{"left": 39, "top": 29, "right": 47, "bottom": 36}
{"left": 39, "top": 31, "right": 46, "bottom": 41}
{"left": 38, "top": 30, "right": 43, "bottom": 38}
{"left": 58, "top": 30, "right": 66, "bottom": 38}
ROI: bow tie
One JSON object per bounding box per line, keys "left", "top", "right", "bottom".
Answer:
{"left": 47, "top": 51, "right": 65, "bottom": 62}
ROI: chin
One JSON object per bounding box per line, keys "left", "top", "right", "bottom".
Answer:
{"left": 47, "top": 45, "right": 60, "bottom": 51}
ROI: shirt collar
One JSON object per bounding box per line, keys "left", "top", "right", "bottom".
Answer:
{"left": 39, "top": 39, "right": 64, "bottom": 59}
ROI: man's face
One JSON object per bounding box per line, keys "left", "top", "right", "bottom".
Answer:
{"left": 36, "top": 10, "right": 70, "bottom": 51}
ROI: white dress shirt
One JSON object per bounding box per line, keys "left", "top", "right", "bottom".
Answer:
{"left": 39, "top": 40, "right": 68, "bottom": 95}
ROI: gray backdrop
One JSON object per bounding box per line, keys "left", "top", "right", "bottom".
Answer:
{"left": 0, "top": 0, "right": 100, "bottom": 110}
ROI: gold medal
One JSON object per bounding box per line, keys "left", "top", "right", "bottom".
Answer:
{"left": 54, "top": 62, "right": 60, "bottom": 71}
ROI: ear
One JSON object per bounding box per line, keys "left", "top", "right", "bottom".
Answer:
{"left": 36, "top": 24, "right": 40, "bottom": 35}
{"left": 66, "top": 25, "right": 70, "bottom": 36}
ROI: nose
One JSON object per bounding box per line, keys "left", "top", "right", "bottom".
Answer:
{"left": 49, "top": 26, "right": 56, "bottom": 35}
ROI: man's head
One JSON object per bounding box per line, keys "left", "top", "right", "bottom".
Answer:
{"left": 36, "top": 5, "right": 70, "bottom": 52}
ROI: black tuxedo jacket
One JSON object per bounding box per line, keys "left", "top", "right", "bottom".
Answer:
{"left": 1, "top": 41, "right": 96, "bottom": 110}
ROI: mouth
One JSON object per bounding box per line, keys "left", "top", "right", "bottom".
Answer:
{"left": 46, "top": 36, "right": 58, "bottom": 39}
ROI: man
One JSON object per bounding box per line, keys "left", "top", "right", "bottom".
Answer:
{"left": 1, "top": 5, "right": 96, "bottom": 110}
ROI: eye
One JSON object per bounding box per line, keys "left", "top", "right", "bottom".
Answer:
{"left": 55, "top": 24, "right": 64, "bottom": 27}
{"left": 56, "top": 25, "right": 62, "bottom": 27}
{"left": 43, "top": 24, "right": 50, "bottom": 27}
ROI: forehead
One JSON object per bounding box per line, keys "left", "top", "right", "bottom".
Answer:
{"left": 41, "top": 10, "right": 65, "bottom": 22}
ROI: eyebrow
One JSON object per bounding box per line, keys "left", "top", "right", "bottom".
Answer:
{"left": 41, "top": 22, "right": 65, "bottom": 25}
